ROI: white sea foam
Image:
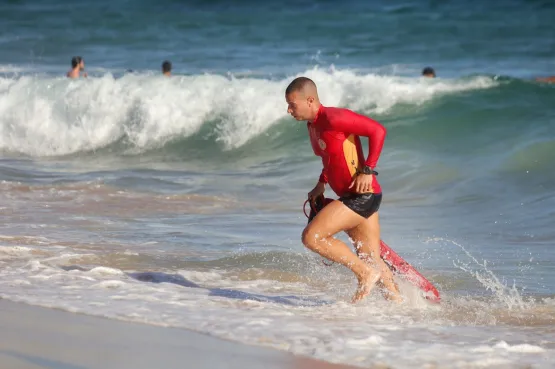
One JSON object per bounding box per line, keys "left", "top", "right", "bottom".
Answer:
{"left": 0, "top": 243, "right": 552, "bottom": 369}
{"left": 0, "top": 68, "right": 498, "bottom": 156}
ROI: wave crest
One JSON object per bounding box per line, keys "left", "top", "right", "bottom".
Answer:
{"left": 0, "top": 67, "right": 497, "bottom": 157}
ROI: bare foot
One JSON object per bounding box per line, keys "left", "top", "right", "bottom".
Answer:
{"left": 381, "top": 287, "right": 404, "bottom": 303}
{"left": 379, "top": 274, "right": 403, "bottom": 303}
{"left": 351, "top": 268, "right": 381, "bottom": 303}
{"left": 359, "top": 256, "right": 403, "bottom": 303}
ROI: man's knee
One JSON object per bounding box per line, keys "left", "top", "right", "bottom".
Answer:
{"left": 301, "top": 226, "right": 321, "bottom": 250}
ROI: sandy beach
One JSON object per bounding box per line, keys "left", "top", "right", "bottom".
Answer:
{"left": 0, "top": 299, "right": 362, "bottom": 369}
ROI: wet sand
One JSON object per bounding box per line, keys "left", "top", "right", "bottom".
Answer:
{"left": 0, "top": 299, "right": 364, "bottom": 369}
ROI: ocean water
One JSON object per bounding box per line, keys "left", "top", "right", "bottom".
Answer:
{"left": 1, "top": 0, "right": 555, "bottom": 368}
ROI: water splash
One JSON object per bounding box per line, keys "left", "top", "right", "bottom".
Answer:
{"left": 426, "top": 237, "right": 530, "bottom": 310}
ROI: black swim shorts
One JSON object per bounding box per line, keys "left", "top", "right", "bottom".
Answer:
{"left": 338, "top": 192, "right": 382, "bottom": 219}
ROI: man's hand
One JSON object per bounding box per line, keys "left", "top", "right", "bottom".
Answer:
{"left": 308, "top": 181, "right": 326, "bottom": 200}
{"left": 349, "top": 174, "right": 373, "bottom": 193}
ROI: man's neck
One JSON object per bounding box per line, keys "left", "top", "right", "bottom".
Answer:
{"left": 309, "top": 102, "right": 322, "bottom": 122}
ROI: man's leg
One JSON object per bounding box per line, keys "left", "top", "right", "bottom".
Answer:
{"left": 346, "top": 211, "right": 402, "bottom": 302}
{"left": 302, "top": 200, "right": 381, "bottom": 303}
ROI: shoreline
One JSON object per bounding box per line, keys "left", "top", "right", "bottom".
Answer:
{"left": 0, "top": 299, "right": 363, "bottom": 369}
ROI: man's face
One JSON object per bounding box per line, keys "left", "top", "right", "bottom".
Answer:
{"left": 286, "top": 91, "right": 313, "bottom": 121}
{"left": 79, "top": 61, "right": 85, "bottom": 70}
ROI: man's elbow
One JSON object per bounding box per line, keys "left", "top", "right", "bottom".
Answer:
{"left": 378, "top": 122, "right": 387, "bottom": 139}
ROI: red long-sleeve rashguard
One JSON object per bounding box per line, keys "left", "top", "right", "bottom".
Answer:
{"left": 307, "top": 105, "right": 386, "bottom": 197}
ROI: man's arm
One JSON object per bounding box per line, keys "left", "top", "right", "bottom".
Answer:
{"left": 329, "top": 109, "right": 387, "bottom": 168}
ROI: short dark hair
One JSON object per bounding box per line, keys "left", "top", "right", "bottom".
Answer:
{"left": 285, "top": 76, "right": 316, "bottom": 95}
{"left": 422, "top": 67, "right": 435, "bottom": 76}
{"left": 71, "top": 56, "right": 82, "bottom": 68}
{"left": 162, "top": 60, "right": 172, "bottom": 73}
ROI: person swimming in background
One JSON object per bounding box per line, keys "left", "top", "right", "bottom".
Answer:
{"left": 535, "top": 76, "right": 555, "bottom": 83}
{"left": 67, "top": 56, "right": 87, "bottom": 78}
{"left": 162, "top": 60, "right": 172, "bottom": 76}
{"left": 422, "top": 67, "right": 435, "bottom": 78}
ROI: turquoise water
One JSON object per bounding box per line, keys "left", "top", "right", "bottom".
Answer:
{"left": 1, "top": 1, "right": 554, "bottom": 368}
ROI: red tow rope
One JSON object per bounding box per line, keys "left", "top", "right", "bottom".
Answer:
{"left": 302, "top": 199, "right": 314, "bottom": 219}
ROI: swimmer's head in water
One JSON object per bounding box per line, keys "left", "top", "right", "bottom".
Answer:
{"left": 422, "top": 67, "right": 435, "bottom": 78}
{"left": 71, "top": 56, "right": 84, "bottom": 70}
{"left": 285, "top": 77, "right": 320, "bottom": 121}
{"left": 162, "top": 60, "right": 172, "bottom": 75}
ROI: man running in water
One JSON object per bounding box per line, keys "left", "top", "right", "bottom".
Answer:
{"left": 285, "top": 77, "right": 401, "bottom": 303}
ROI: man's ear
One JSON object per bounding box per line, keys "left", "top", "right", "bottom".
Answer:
{"left": 307, "top": 96, "right": 315, "bottom": 105}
